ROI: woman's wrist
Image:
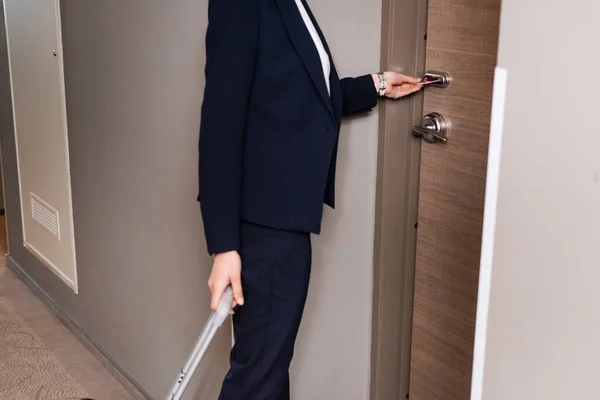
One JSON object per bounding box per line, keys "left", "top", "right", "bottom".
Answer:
{"left": 215, "top": 250, "right": 239, "bottom": 260}
{"left": 372, "top": 72, "right": 388, "bottom": 97}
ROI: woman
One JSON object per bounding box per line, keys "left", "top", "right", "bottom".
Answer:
{"left": 198, "top": 0, "right": 422, "bottom": 398}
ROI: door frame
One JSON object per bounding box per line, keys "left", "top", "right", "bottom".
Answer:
{"left": 370, "top": 0, "right": 428, "bottom": 398}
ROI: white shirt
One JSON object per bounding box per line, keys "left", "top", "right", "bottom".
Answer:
{"left": 294, "top": 0, "right": 331, "bottom": 96}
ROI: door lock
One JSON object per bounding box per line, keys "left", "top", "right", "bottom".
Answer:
{"left": 412, "top": 112, "right": 449, "bottom": 144}
{"left": 421, "top": 71, "right": 452, "bottom": 88}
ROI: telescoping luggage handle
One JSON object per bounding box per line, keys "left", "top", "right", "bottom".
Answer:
{"left": 166, "top": 286, "right": 234, "bottom": 400}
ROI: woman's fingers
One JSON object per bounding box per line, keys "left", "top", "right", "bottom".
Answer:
{"left": 227, "top": 272, "right": 244, "bottom": 315}
{"left": 390, "top": 83, "right": 422, "bottom": 99}
{"left": 209, "top": 250, "right": 243, "bottom": 311}
{"left": 380, "top": 71, "right": 423, "bottom": 99}
{"left": 402, "top": 75, "right": 422, "bottom": 84}
{"left": 386, "top": 71, "right": 422, "bottom": 85}
{"left": 210, "top": 280, "right": 227, "bottom": 311}
{"left": 404, "top": 83, "right": 423, "bottom": 95}
{"left": 230, "top": 273, "right": 244, "bottom": 306}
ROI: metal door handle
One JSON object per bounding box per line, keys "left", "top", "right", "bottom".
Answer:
{"left": 412, "top": 125, "right": 447, "bottom": 143}
{"left": 420, "top": 71, "right": 452, "bottom": 88}
{"left": 412, "top": 112, "right": 449, "bottom": 144}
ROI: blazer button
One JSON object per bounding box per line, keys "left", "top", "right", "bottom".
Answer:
{"left": 324, "top": 128, "right": 331, "bottom": 132}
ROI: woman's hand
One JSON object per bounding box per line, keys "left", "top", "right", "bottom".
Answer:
{"left": 208, "top": 251, "right": 244, "bottom": 314}
{"left": 372, "top": 72, "right": 423, "bottom": 99}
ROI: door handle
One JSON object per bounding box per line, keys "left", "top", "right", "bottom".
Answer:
{"left": 420, "top": 71, "right": 452, "bottom": 88}
{"left": 412, "top": 112, "right": 449, "bottom": 144}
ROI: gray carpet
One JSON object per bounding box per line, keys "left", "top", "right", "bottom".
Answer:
{"left": 0, "top": 297, "right": 90, "bottom": 400}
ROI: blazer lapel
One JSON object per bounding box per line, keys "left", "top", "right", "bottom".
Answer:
{"left": 298, "top": 0, "right": 343, "bottom": 122}
{"left": 275, "top": 0, "right": 334, "bottom": 118}
{"left": 300, "top": 0, "right": 331, "bottom": 55}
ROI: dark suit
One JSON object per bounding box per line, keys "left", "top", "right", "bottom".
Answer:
{"left": 197, "top": 0, "right": 378, "bottom": 398}
{"left": 198, "top": 0, "right": 378, "bottom": 256}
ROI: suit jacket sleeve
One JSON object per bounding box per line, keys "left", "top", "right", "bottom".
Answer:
{"left": 198, "top": 0, "right": 260, "bottom": 255}
{"left": 340, "top": 74, "right": 379, "bottom": 116}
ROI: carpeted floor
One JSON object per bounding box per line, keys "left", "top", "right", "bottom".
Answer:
{"left": 0, "top": 297, "right": 89, "bottom": 400}
{"left": 0, "top": 215, "right": 135, "bottom": 400}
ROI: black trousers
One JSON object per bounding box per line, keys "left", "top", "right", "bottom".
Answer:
{"left": 218, "top": 221, "right": 312, "bottom": 400}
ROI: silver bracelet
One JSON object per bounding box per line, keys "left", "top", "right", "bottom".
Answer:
{"left": 377, "top": 72, "right": 387, "bottom": 97}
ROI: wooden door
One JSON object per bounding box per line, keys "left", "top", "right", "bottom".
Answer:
{"left": 409, "top": 0, "right": 502, "bottom": 399}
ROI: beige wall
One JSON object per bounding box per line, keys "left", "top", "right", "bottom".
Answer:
{"left": 1, "top": 2, "right": 227, "bottom": 398}
{"left": 1, "top": 1, "right": 383, "bottom": 399}
{"left": 293, "top": 2, "right": 382, "bottom": 399}
{"left": 472, "top": 0, "right": 600, "bottom": 398}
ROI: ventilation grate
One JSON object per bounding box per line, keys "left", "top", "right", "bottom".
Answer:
{"left": 30, "top": 193, "right": 60, "bottom": 241}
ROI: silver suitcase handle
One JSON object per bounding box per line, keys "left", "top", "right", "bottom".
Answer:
{"left": 167, "top": 286, "right": 234, "bottom": 400}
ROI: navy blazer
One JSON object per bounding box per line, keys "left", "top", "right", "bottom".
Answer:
{"left": 198, "top": 0, "right": 378, "bottom": 255}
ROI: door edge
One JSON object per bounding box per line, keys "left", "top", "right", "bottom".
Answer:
{"left": 370, "top": 0, "right": 428, "bottom": 398}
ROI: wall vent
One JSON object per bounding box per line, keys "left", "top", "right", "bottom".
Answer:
{"left": 30, "top": 193, "right": 60, "bottom": 241}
